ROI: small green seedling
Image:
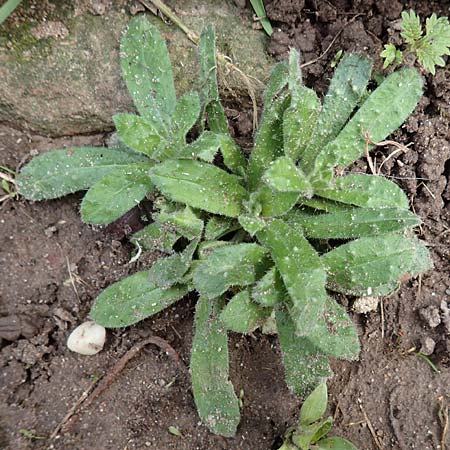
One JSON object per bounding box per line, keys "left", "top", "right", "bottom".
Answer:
{"left": 277, "top": 383, "right": 357, "bottom": 450}
{"left": 17, "top": 15, "right": 433, "bottom": 437}
{"left": 381, "top": 10, "right": 450, "bottom": 74}
{"left": 19, "top": 429, "right": 45, "bottom": 441}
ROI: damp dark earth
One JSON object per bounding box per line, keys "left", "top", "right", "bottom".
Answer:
{"left": 1, "top": 1, "right": 450, "bottom": 449}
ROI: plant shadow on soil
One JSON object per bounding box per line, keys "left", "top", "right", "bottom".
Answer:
{"left": 1, "top": 0, "right": 450, "bottom": 449}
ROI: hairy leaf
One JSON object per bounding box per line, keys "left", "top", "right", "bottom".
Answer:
{"left": 148, "top": 239, "right": 199, "bottom": 288}
{"left": 18, "top": 147, "right": 147, "bottom": 201}
{"left": 276, "top": 309, "right": 332, "bottom": 396}
{"left": 179, "top": 131, "right": 222, "bottom": 162}
{"left": 80, "top": 164, "right": 154, "bottom": 225}
{"left": 204, "top": 216, "right": 238, "bottom": 240}
{"left": 131, "top": 222, "right": 179, "bottom": 253}
{"left": 90, "top": 271, "right": 188, "bottom": 328}
{"left": 316, "top": 173, "right": 409, "bottom": 209}
{"left": 238, "top": 214, "right": 267, "bottom": 236}
{"left": 157, "top": 206, "right": 204, "bottom": 240}
{"left": 307, "top": 297, "right": 360, "bottom": 360}
{"left": 171, "top": 92, "right": 201, "bottom": 140}
{"left": 120, "top": 16, "right": 175, "bottom": 126}
{"left": 194, "top": 243, "right": 268, "bottom": 299}
{"left": 311, "top": 68, "right": 423, "bottom": 186}
{"left": 113, "top": 113, "right": 163, "bottom": 156}
{"left": 220, "top": 290, "right": 269, "bottom": 333}
{"left": 284, "top": 50, "right": 320, "bottom": 161}
{"left": 219, "top": 134, "right": 247, "bottom": 176}
{"left": 191, "top": 296, "right": 240, "bottom": 437}
{"left": 251, "top": 267, "right": 285, "bottom": 307}
{"left": 301, "top": 54, "right": 372, "bottom": 171}
{"left": 263, "top": 61, "right": 289, "bottom": 108}
{"left": 257, "top": 186, "right": 300, "bottom": 218}
{"left": 198, "top": 25, "right": 228, "bottom": 134}
{"left": 248, "top": 93, "right": 290, "bottom": 191}
{"left": 257, "top": 220, "right": 327, "bottom": 335}
{"left": 322, "top": 234, "right": 432, "bottom": 294}
{"left": 149, "top": 159, "right": 248, "bottom": 217}
{"left": 287, "top": 207, "right": 420, "bottom": 239}
{"left": 263, "top": 156, "right": 313, "bottom": 195}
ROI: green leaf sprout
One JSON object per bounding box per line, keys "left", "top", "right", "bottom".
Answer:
{"left": 381, "top": 10, "right": 450, "bottom": 74}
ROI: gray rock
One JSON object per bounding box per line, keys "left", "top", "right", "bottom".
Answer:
{"left": 0, "top": 1, "right": 272, "bottom": 136}
{"left": 419, "top": 305, "right": 441, "bottom": 328}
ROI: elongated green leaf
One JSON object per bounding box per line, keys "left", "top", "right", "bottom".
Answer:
{"left": 287, "top": 49, "right": 303, "bottom": 100}
{"left": 287, "top": 207, "right": 420, "bottom": 239}
{"left": 120, "top": 16, "right": 176, "bottom": 126}
{"left": 80, "top": 164, "right": 154, "bottom": 225}
{"left": 300, "top": 197, "right": 352, "bottom": 213}
{"left": 113, "top": 113, "right": 163, "bottom": 156}
{"left": 198, "top": 25, "right": 228, "bottom": 134}
{"left": 197, "top": 240, "right": 231, "bottom": 259}
{"left": 317, "top": 436, "right": 358, "bottom": 450}
{"left": 131, "top": 222, "right": 179, "bottom": 253}
{"left": 311, "top": 68, "right": 423, "bottom": 186}
{"left": 257, "top": 220, "right": 327, "bottom": 335}
{"left": 322, "top": 234, "right": 432, "bottom": 294}
{"left": 171, "top": 92, "right": 201, "bottom": 140}
{"left": 251, "top": 267, "right": 285, "bottom": 307}
{"left": 179, "top": 131, "right": 222, "bottom": 162}
{"left": 284, "top": 50, "right": 321, "bottom": 161}
{"left": 276, "top": 309, "right": 332, "bottom": 396}
{"left": 148, "top": 239, "right": 199, "bottom": 288}
{"left": 248, "top": 93, "right": 290, "bottom": 191}
{"left": 249, "top": 0, "right": 273, "bottom": 36}
{"left": 149, "top": 159, "right": 248, "bottom": 217}
{"left": 307, "top": 297, "right": 360, "bottom": 360}
{"left": 301, "top": 54, "right": 372, "bottom": 172}
{"left": 263, "top": 61, "right": 289, "bottom": 108}
{"left": 17, "top": 147, "right": 147, "bottom": 201}
{"left": 194, "top": 243, "right": 268, "bottom": 299}
{"left": 257, "top": 186, "right": 300, "bottom": 217}
{"left": 316, "top": 173, "right": 409, "bottom": 209}
{"left": 238, "top": 214, "right": 267, "bottom": 236}
{"left": 219, "top": 134, "right": 247, "bottom": 177}
{"left": 90, "top": 271, "right": 188, "bottom": 328}
{"left": 220, "top": 290, "right": 269, "bottom": 333}
{"left": 299, "top": 382, "right": 328, "bottom": 426}
{"left": 204, "top": 216, "right": 237, "bottom": 240}
{"left": 191, "top": 296, "right": 240, "bottom": 437}
{"left": 157, "top": 206, "right": 204, "bottom": 240}
{"left": 263, "top": 156, "right": 313, "bottom": 195}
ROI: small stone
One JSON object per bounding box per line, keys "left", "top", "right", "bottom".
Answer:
{"left": 420, "top": 337, "right": 436, "bottom": 356}
{"left": 353, "top": 296, "right": 380, "bottom": 314}
{"left": 419, "top": 305, "right": 441, "bottom": 328}
{"left": 44, "top": 225, "right": 57, "bottom": 237}
{"left": 67, "top": 321, "right": 106, "bottom": 356}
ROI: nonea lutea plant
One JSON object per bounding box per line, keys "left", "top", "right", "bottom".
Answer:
{"left": 17, "top": 15, "right": 432, "bottom": 437}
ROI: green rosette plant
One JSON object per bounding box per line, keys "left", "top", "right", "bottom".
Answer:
{"left": 17, "top": 16, "right": 432, "bottom": 437}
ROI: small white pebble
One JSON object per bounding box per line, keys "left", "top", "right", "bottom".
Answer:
{"left": 67, "top": 321, "right": 106, "bottom": 355}
{"left": 353, "top": 296, "right": 380, "bottom": 314}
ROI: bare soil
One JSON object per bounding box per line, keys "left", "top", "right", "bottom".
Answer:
{"left": 1, "top": 1, "right": 450, "bottom": 449}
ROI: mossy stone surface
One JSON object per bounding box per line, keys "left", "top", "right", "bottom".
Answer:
{"left": 0, "top": 1, "right": 272, "bottom": 136}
